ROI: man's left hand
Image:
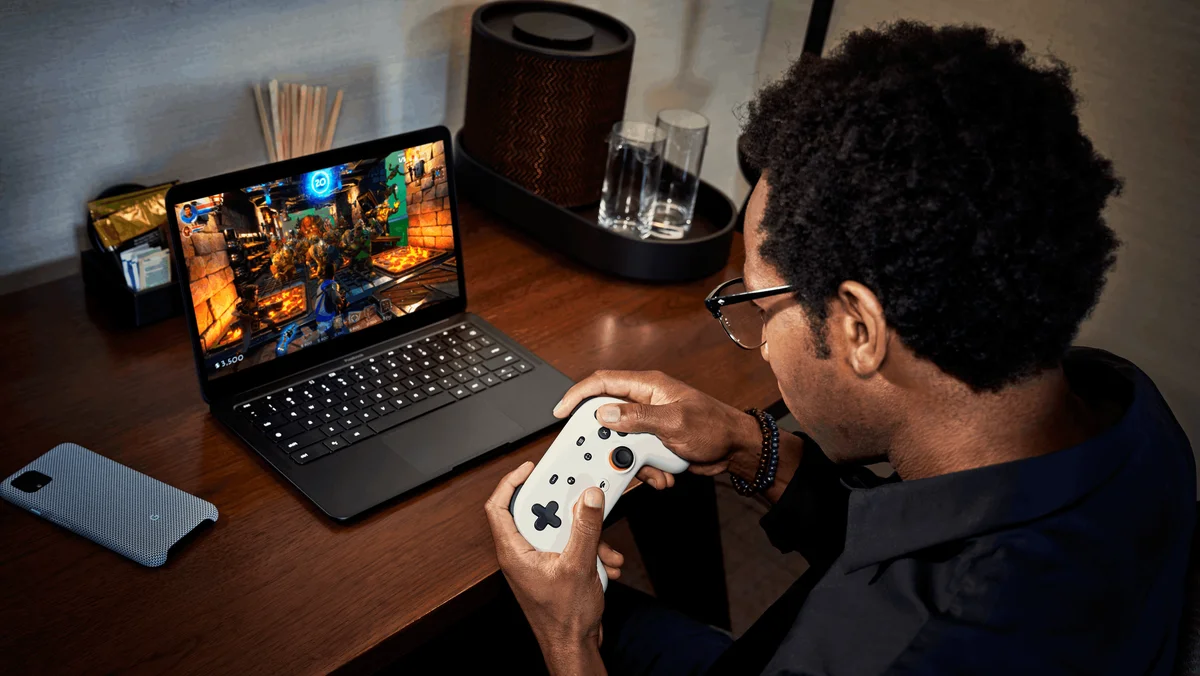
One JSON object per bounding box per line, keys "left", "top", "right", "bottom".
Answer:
{"left": 485, "top": 461, "right": 623, "bottom": 673}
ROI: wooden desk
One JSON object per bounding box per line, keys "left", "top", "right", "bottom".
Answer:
{"left": 0, "top": 203, "right": 779, "bottom": 674}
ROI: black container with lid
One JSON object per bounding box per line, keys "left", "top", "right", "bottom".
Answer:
{"left": 462, "top": 1, "right": 635, "bottom": 208}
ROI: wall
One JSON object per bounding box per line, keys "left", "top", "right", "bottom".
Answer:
{"left": 0, "top": 0, "right": 771, "bottom": 292}
{"left": 403, "top": 141, "right": 452, "bottom": 250}
{"left": 760, "top": 0, "right": 1200, "bottom": 458}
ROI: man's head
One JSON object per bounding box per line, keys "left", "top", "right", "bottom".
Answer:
{"left": 740, "top": 22, "right": 1122, "bottom": 462}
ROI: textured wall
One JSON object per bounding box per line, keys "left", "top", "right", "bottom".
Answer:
{"left": 760, "top": 0, "right": 1200, "bottom": 460}
{"left": 0, "top": 0, "right": 770, "bottom": 292}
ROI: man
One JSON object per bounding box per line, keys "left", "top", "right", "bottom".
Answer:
{"left": 485, "top": 21, "right": 1195, "bottom": 675}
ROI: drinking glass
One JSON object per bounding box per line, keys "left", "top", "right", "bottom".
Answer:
{"left": 651, "top": 109, "right": 709, "bottom": 239}
{"left": 598, "top": 121, "right": 666, "bottom": 239}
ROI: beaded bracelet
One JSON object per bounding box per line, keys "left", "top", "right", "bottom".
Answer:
{"left": 730, "top": 408, "right": 779, "bottom": 496}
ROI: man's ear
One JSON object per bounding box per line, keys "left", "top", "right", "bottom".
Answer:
{"left": 833, "top": 281, "right": 889, "bottom": 378}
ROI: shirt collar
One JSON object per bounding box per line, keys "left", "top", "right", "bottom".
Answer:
{"left": 840, "top": 350, "right": 1145, "bottom": 573}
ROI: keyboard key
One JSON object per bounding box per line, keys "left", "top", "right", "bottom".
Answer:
{"left": 401, "top": 378, "right": 421, "bottom": 390}
{"left": 435, "top": 377, "right": 454, "bottom": 390}
{"left": 497, "top": 366, "right": 518, "bottom": 380}
{"left": 257, "top": 414, "right": 286, "bottom": 431}
{"left": 280, "top": 428, "right": 327, "bottom": 453}
{"left": 418, "top": 372, "right": 436, "bottom": 383}
{"left": 387, "top": 371, "right": 403, "bottom": 382}
{"left": 418, "top": 358, "right": 435, "bottom": 370}
{"left": 283, "top": 409, "right": 303, "bottom": 421}
{"left": 335, "top": 402, "right": 356, "bottom": 415}
{"left": 370, "top": 375, "right": 389, "bottom": 388}
{"left": 355, "top": 409, "right": 377, "bottom": 422}
{"left": 448, "top": 346, "right": 466, "bottom": 358}
{"left": 300, "top": 417, "right": 321, "bottom": 429}
{"left": 483, "top": 353, "right": 519, "bottom": 371}
{"left": 465, "top": 380, "right": 485, "bottom": 393}
{"left": 427, "top": 339, "right": 446, "bottom": 352}
{"left": 433, "top": 364, "right": 453, "bottom": 377}
{"left": 373, "top": 402, "right": 394, "bottom": 416}
{"left": 423, "top": 383, "right": 443, "bottom": 395}
{"left": 481, "top": 373, "right": 501, "bottom": 387}
{"left": 291, "top": 445, "right": 329, "bottom": 465}
{"left": 513, "top": 361, "right": 533, "bottom": 373}
{"left": 457, "top": 327, "right": 482, "bottom": 341}
{"left": 268, "top": 422, "right": 304, "bottom": 441}
{"left": 453, "top": 370, "right": 473, "bottom": 383}
{"left": 402, "top": 364, "right": 420, "bottom": 375}
{"left": 354, "top": 382, "right": 374, "bottom": 394}
{"left": 337, "top": 389, "right": 356, "bottom": 401}
{"left": 390, "top": 397, "right": 410, "bottom": 410}
{"left": 323, "top": 437, "right": 348, "bottom": 452}
{"left": 476, "top": 335, "right": 494, "bottom": 347}
{"left": 463, "top": 353, "right": 483, "bottom": 366}
{"left": 338, "top": 416, "right": 363, "bottom": 430}
{"left": 370, "top": 390, "right": 389, "bottom": 402}
{"left": 449, "top": 385, "right": 471, "bottom": 399}
{"left": 479, "top": 344, "right": 507, "bottom": 360}
{"left": 353, "top": 396, "right": 372, "bottom": 409}
{"left": 445, "top": 336, "right": 461, "bottom": 347}
{"left": 349, "top": 371, "right": 367, "bottom": 382}
{"left": 414, "top": 347, "right": 431, "bottom": 359}
{"left": 301, "top": 401, "right": 322, "bottom": 414}
{"left": 280, "top": 396, "right": 300, "bottom": 409}
{"left": 407, "top": 390, "right": 427, "bottom": 402}
{"left": 342, "top": 427, "right": 375, "bottom": 444}
{"left": 463, "top": 340, "right": 480, "bottom": 352}
{"left": 370, "top": 391, "right": 456, "bottom": 433}
{"left": 319, "top": 410, "right": 339, "bottom": 423}
{"left": 449, "top": 359, "right": 468, "bottom": 371}
{"left": 319, "top": 395, "right": 339, "bottom": 407}
{"left": 467, "top": 365, "right": 487, "bottom": 378}
{"left": 366, "top": 364, "right": 384, "bottom": 376}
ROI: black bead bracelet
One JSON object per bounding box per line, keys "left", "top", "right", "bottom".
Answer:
{"left": 731, "top": 408, "right": 779, "bottom": 496}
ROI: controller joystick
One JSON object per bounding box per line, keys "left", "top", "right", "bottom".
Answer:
{"left": 508, "top": 396, "right": 688, "bottom": 590}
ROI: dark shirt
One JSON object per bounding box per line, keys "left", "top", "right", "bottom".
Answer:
{"left": 710, "top": 348, "right": 1196, "bottom": 675}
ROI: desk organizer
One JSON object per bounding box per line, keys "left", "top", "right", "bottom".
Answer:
{"left": 81, "top": 183, "right": 182, "bottom": 328}
{"left": 454, "top": 132, "right": 735, "bottom": 283}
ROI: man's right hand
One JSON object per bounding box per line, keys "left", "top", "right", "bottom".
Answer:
{"left": 553, "top": 370, "right": 763, "bottom": 488}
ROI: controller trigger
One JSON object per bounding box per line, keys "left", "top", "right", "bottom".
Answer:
{"left": 507, "top": 483, "right": 523, "bottom": 514}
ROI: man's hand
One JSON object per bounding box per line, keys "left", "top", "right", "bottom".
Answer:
{"left": 553, "top": 370, "right": 763, "bottom": 487}
{"left": 485, "top": 461, "right": 621, "bottom": 675}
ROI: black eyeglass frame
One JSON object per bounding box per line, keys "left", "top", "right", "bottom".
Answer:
{"left": 704, "top": 277, "right": 796, "bottom": 349}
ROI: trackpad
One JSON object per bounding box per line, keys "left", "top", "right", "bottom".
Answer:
{"left": 382, "top": 404, "right": 523, "bottom": 474}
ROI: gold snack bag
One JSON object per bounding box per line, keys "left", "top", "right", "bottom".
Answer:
{"left": 89, "top": 183, "right": 174, "bottom": 251}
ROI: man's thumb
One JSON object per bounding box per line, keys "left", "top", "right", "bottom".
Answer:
{"left": 563, "top": 488, "right": 605, "bottom": 566}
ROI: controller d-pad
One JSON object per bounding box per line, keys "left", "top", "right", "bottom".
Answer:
{"left": 531, "top": 501, "right": 561, "bottom": 531}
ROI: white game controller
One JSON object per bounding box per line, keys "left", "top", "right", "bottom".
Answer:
{"left": 509, "top": 396, "right": 689, "bottom": 590}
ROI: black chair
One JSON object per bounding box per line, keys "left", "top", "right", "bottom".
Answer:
{"left": 1175, "top": 503, "right": 1200, "bottom": 675}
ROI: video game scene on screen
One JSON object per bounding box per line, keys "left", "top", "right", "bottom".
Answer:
{"left": 176, "top": 141, "right": 458, "bottom": 379}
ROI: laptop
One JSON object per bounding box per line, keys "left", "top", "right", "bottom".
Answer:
{"left": 165, "top": 126, "right": 574, "bottom": 520}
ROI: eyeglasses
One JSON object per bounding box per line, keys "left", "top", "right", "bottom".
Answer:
{"left": 704, "top": 277, "right": 796, "bottom": 349}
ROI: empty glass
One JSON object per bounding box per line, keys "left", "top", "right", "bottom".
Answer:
{"left": 651, "top": 109, "right": 709, "bottom": 239}
{"left": 598, "top": 121, "right": 666, "bottom": 239}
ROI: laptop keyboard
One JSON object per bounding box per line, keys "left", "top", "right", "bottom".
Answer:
{"left": 235, "top": 322, "right": 533, "bottom": 466}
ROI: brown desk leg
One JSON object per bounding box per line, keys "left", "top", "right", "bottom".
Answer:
{"left": 625, "top": 472, "right": 731, "bottom": 631}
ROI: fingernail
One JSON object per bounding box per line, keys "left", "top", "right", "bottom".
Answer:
{"left": 599, "top": 406, "right": 619, "bottom": 423}
{"left": 584, "top": 487, "right": 603, "bottom": 508}
{"left": 552, "top": 399, "right": 564, "bottom": 415}
{"left": 522, "top": 461, "right": 534, "bottom": 469}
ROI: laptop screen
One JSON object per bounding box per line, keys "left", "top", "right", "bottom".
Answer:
{"left": 174, "top": 140, "right": 460, "bottom": 380}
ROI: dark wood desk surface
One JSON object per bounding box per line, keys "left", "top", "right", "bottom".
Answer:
{"left": 0, "top": 203, "right": 778, "bottom": 675}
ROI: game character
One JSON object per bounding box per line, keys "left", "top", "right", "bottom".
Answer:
{"left": 312, "top": 268, "right": 347, "bottom": 342}
{"left": 270, "top": 244, "right": 295, "bottom": 284}
{"left": 233, "top": 284, "right": 264, "bottom": 354}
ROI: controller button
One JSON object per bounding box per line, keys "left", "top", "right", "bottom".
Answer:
{"left": 598, "top": 427, "right": 611, "bottom": 439}
{"left": 617, "top": 432, "right": 628, "bottom": 437}
{"left": 584, "top": 453, "right": 592, "bottom": 461}
{"left": 567, "top": 477, "right": 575, "bottom": 485}
{"left": 532, "top": 502, "right": 561, "bottom": 531}
{"left": 550, "top": 474, "right": 558, "bottom": 484}
{"left": 599, "top": 479, "right": 608, "bottom": 491}
{"left": 611, "top": 446, "right": 634, "bottom": 470}
{"left": 508, "top": 483, "right": 522, "bottom": 513}
{"left": 576, "top": 436, "right": 585, "bottom": 446}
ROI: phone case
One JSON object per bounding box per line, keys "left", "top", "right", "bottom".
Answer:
{"left": 0, "top": 443, "right": 218, "bottom": 567}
